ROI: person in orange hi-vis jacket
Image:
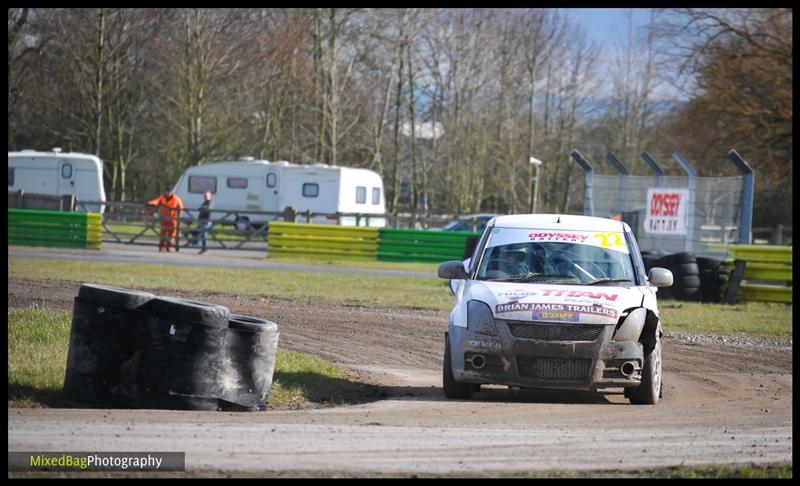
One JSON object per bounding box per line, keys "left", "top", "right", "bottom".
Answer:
{"left": 147, "top": 186, "right": 185, "bottom": 252}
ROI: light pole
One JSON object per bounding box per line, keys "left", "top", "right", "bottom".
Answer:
{"left": 529, "top": 156, "right": 543, "bottom": 214}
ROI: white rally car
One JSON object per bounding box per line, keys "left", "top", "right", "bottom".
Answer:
{"left": 437, "top": 214, "right": 673, "bottom": 404}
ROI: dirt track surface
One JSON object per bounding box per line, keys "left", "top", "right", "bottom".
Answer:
{"left": 8, "top": 277, "right": 793, "bottom": 476}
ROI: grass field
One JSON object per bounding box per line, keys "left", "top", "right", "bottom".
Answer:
{"left": 266, "top": 253, "right": 439, "bottom": 273}
{"left": 9, "top": 257, "right": 792, "bottom": 340}
{"left": 8, "top": 308, "right": 359, "bottom": 409}
{"left": 9, "top": 257, "right": 452, "bottom": 311}
{"left": 658, "top": 301, "right": 792, "bottom": 340}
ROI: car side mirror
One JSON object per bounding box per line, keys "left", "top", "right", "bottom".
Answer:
{"left": 438, "top": 260, "right": 469, "bottom": 280}
{"left": 448, "top": 259, "right": 472, "bottom": 295}
{"left": 648, "top": 267, "right": 673, "bottom": 288}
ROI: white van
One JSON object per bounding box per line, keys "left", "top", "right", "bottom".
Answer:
{"left": 8, "top": 149, "right": 106, "bottom": 213}
{"left": 172, "top": 159, "right": 386, "bottom": 227}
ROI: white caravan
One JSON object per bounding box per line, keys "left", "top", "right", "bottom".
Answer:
{"left": 172, "top": 159, "right": 386, "bottom": 227}
{"left": 8, "top": 149, "right": 106, "bottom": 213}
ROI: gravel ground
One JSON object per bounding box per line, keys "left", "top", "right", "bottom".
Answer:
{"left": 664, "top": 331, "right": 792, "bottom": 350}
{"left": 8, "top": 276, "right": 793, "bottom": 476}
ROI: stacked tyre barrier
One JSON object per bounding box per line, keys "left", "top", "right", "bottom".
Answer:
{"left": 63, "top": 284, "right": 279, "bottom": 411}
{"left": 641, "top": 251, "right": 727, "bottom": 303}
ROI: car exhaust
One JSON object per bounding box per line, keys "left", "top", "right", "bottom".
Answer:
{"left": 470, "top": 354, "right": 486, "bottom": 370}
{"left": 620, "top": 361, "right": 636, "bottom": 377}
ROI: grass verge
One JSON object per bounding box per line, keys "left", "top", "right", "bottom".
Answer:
{"left": 265, "top": 253, "right": 439, "bottom": 273}
{"left": 9, "top": 257, "right": 452, "bottom": 311}
{"left": 8, "top": 308, "right": 359, "bottom": 409}
{"left": 658, "top": 301, "right": 792, "bottom": 340}
{"left": 9, "top": 257, "right": 792, "bottom": 339}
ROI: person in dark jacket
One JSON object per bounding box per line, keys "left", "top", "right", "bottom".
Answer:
{"left": 191, "top": 191, "right": 214, "bottom": 254}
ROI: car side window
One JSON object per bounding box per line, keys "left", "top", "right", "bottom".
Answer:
{"left": 624, "top": 231, "right": 646, "bottom": 285}
{"left": 468, "top": 222, "right": 494, "bottom": 277}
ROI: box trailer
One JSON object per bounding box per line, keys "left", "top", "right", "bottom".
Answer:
{"left": 172, "top": 159, "right": 386, "bottom": 228}
{"left": 8, "top": 149, "right": 106, "bottom": 213}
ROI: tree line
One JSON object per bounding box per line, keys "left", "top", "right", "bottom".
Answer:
{"left": 8, "top": 8, "right": 792, "bottom": 226}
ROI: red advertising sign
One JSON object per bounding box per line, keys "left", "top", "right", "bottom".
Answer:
{"left": 644, "top": 188, "right": 689, "bottom": 235}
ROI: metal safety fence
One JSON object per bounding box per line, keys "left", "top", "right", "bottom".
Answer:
{"left": 67, "top": 199, "right": 487, "bottom": 252}
{"left": 572, "top": 149, "right": 755, "bottom": 257}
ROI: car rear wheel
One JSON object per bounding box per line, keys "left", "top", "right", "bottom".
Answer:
{"left": 627, "top": 337, "right": 662, "bottom": 405}
{"left": 443, "top": 334, "right": 473, "bottom": 399}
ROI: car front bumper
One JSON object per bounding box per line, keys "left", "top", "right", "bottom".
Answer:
{"left": 449, "top": 319, "right": 644, "bottom": 392}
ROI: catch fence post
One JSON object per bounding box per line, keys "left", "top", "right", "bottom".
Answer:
{"left": 570, "top": 149, "right": 595, "bottom": 217}
{"left": 671, "top": 151, "right": 698, "bottom": 253}
{"left": 726, "top": 149, "right": 755, "bottom": 245}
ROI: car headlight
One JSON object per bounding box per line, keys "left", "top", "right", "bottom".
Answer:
{"left": 467, "top": 300, "right": 498, "bottom": 336}
{"left": 613, "top": 307, "right": 647, "bottom": 342}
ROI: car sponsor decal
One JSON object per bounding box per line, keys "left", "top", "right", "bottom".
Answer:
{"left": 528, "top": 232, "right": 589, "bottom": 243}
{"left": 495, "top": 302, "right": 534, "bottom": 313}
{"left": 532, "top": 310, "right": 580, "bottom": 322}
{"left": 495, "top": 302, "right": 618, "bottom": 319}
{"left": 468, "top": 339, "right": 503, "bottom": 351}
{"left": 486, "top": 228, "right": 629, "bottom": 253}
{"left": 540, "top": 288, "right": 618, "bottom": 301}
{"left": 497, "top": 289, "right": 537, "bottom": 302}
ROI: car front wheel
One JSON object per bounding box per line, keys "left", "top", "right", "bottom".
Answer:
{"left": 627, "top": 337, "right": 662, "bottom": 405}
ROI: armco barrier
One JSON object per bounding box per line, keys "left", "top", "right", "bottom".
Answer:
{"left": 267, "top": 222, "right": 378, "bottom": 259}
{"left": 378, "top": 228, "right": 479, "bottom": 263}
{"left": 8, "top": 208, "right": 102, "bottom": 249}
{"left": 722, "top": 245, "right": 792, "bottom": 303}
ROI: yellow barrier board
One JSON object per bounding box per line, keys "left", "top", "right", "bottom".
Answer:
{"left": 728, "top": 244, "right": 792, "bottom": 264}
{"left": 738, "top": 284, "right": 792, "bottom": 304}
{"left": 268, "top": 222, "right": 378, "bottom": 260}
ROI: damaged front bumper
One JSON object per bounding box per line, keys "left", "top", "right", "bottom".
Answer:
{"left": 449, "top": 319, "right": 644, "bottom": 391}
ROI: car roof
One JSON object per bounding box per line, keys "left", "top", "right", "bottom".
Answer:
{"left": 491, "top": 214, "right": 629, "bottom": 232}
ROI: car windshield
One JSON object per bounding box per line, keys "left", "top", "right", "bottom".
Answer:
{"left": 476, "top": 228, "right": 635, "bottom": 284}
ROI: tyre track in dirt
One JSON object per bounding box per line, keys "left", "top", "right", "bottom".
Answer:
{"left": 8, "top": 277, "right": 793, "bottom": 475}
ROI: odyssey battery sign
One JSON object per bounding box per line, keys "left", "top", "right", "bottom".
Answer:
{"left": 644, "top": 188, "right": 690, "bottom": 235}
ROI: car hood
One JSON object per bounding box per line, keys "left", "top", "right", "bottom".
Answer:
{"left": 467, "top": 281, "right": 645, "bottom": 325}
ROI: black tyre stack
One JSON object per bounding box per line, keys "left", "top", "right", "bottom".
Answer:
{"left": 63, "top": 284, "right": 279, "bottom": 411}
{"left": 639, "top": 251, "right": 726, "bottom": 303}
{"left": 669, "top": 252, "right": 702, "bottom": 301}
{"left": 697, "top": 257, "right": 724, "bottom": 303}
